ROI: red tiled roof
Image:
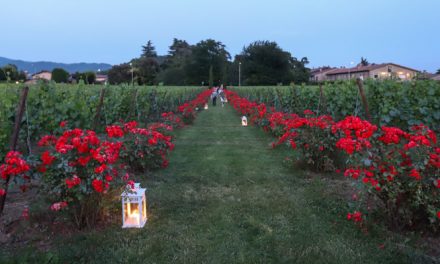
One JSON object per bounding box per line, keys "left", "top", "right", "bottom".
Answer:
{"left": 326, "top": 63, "right": 420, "bottom": 75}
{"left": 310, "top": 67, "right": 337, "bottom": 75}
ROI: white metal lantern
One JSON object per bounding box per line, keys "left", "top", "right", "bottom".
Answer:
{"left": 204, "top": 103, "right": 209, "bottom": 110}
{"left": 242, "top": 116, "right": 248, "bottom": 126}
{"left": 121, "top": 183, "right": 147, "bottom": 228}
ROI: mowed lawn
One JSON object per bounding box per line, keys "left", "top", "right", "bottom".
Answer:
{"left": 3, "top": 104, "right": 429, "bottom": 263}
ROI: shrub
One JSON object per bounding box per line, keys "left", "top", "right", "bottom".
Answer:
{"left": 335, "top": 120, "right": 440, "bottom": 231}
{"left": 106, "top": 121, "right": 174, "bottom": 172}
{"left": 272, "top": 110, "right": 338, "bottom": 172}
{"left": 0, "top": 151, "right": 32, "bottom": 196}
{"left": 227, "top": 89, "right": 440, "bottom": 232}
{"left": 178, "top": 103, "right": 196, "bottom": 124}
{"left": 37, "top": 127, "right": 130, "bottom": 229}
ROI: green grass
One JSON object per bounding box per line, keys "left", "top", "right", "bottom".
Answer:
{"left": 1, "top": 104, "right": 434, "bottom": 263}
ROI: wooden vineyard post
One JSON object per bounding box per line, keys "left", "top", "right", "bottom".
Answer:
{"left": 0, "top": 86, "right": 29, "bottom": 215}
{"left": 318, "top": 83, "right": 327, "bottom": 114}
{"left": 92, "top": 88, "right": 106, "bottom": 131}
{"left": 356, "top": 78, "right": 371, "bottom": 121}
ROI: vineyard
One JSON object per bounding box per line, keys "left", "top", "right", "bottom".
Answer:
{"left": 0, "top": 82, "right": 210, "bottom": 237}
{"left": 2, "top": 80, "right": 438, "bottom": 160}
{"left": 233, "top": 80, "right": 440, "bottom": 131}
{"left": 227, "top": 79, "right": 440, "bottom": 234}
{"left": 1, "top": 80, "right": 440, "bottom": 262}
{"left": 0, "top": 82, "right": 205, "bottom": 159}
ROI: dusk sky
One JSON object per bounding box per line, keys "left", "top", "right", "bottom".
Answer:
{"left": 1, "top": 0, "right": 439, "bottom": 72}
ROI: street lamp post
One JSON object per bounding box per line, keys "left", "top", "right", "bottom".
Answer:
{"left": 238, "top": 62, "right": 242, "bottom": 87}
{"left": 129, "top": 63, "right": 134, "bottom": 86}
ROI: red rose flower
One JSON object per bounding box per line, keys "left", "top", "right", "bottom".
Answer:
{"left": 409, "top": 169, "right": 421, "bottom": 180}
{"left": 106, "top": 125, "right": 124, "bottom": 138}
{"left": 127, "top": 180, "right": 135, "bottom": 189}
{"left": 94, "top": 164, "right": 107, "bottom": 174}
{"left": 41, "top": 151, "right": 56, "bottom": 166}
{"left": 92, "top": 179, "right": 104, "bottom": 193}
{"left": 105, "top": 174, "right": 113, "bottom": 182}
{"left": 65, "top": 175, "right": 81, "bottom": 189}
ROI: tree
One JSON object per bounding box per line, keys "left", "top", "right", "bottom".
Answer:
{"left": 161, "top": 39, "right": 192, "bottom": 70}
{"left": 158, "top": 38, "right": 192, "bottom": 85}
{"left": 360, "top": 57, "right": 369, "bottom": 66}
{"left": 226, "top": 55, "right": 242, "bottom": 86}
{"left": 157, "top": 67, "right": 186, "bottom": 85}
{"left": 141, "top": 40, "right": 157, "bottom": 58}
{"left": 291, "top": 57, "right": 310, "bottom": 84}
{"left": 135, "top": 41, "right": 160, "bottom": 85}
{"left": 0, "top": 68, "right": 6, "bottom": 81}
{"left": 84, "top": 72, "right": 96, "bottom": 84}
{"left": 184, "top": 39, "right": 231, "bottom": 85}
{"left": 238, "top": 41, "right": 310, "bottom": 85}
{"left": 208, "top": 65, "right": 214, "bottom": 87}
{"left": 239, "top": 41, "right": 295, "bottom": 85}
{"left": 51, "top": 68, "right": 69, "bottom": 83}
{"left": 167, "top": 38, "right": 191, "bottom": 64}
{"left": 108, "top": 63, "right": 132, "bottom": 84}
{"left": 17, "top": 71, "right": 27, "bottom": 82}
{"left": 0, "top": 64, "right": 20, "bottom": 82}
{"left": 436, "top": 68, "right": 440, "bottom": 74}
{"left": 134, "top": 57, "right": 159, "bottom": 85}
{"left": 72, "top": 71, "right": 96, "bottom": 84}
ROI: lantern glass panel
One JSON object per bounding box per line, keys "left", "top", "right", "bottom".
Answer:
{"left": 142, "top": 198, "right": 147, "bottom": 221}
{"left": 124, "top": 202, "right": 140, "bottom": 226}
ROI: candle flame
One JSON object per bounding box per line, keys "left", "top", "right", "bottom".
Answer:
{"left": 130, "top": 209, "right": 139, "bottom": 220}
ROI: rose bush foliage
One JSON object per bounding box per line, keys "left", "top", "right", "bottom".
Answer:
{"left": 225, "top": 89, "right": 440, "bottom": 232}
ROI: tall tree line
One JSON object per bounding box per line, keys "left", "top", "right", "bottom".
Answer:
{"left": 108, "top": 39, "right": 310, "bottom": 86}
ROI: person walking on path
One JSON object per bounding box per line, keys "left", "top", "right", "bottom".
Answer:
{"left": 218, "top": 84, "right": 226, "bottom": 107}
{"left": 211, "top": 87, "right": 218, "bottom": 106}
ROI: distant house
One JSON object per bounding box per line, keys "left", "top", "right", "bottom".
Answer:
{"left": 431, "top": 74, "right": 440, "bottom": 81}
{"left": 309, "top": 67, "right": 337, "bottom": 82}
{"left": 325, "top": 63, "right": 419, "bottom": 81}
{"left": 95, "top": 74, "right": 108, "bottom": 84}
{"left": 32, "top": 70, "right": 52, "bottom": 81}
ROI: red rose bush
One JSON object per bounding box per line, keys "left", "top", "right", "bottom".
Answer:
{"left": 106, "top": 121, "right": 174, "bottom": 171}
{"left": 0, "top": 151, "right": 32, "bottom": 196}
{"left": 226, "top": 89, "right": 440, "bottom": 231}
{"left": 37, "top": 128, "right": 130, "bottom": 228}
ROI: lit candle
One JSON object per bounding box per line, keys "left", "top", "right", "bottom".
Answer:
{"left": 129, "top": 208, "right": 140, "bottom": 225}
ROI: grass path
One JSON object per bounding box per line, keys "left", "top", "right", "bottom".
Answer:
{"left": 20, "top": 104, "right": 416, "bottom": 263}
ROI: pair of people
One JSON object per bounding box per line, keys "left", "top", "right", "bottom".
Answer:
{"left": 211, "top": 85, "right": 226, "bottom": 107}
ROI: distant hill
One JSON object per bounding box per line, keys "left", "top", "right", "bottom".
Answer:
{"left": 0, "top": 56, "right": 113, "bottom": 74}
